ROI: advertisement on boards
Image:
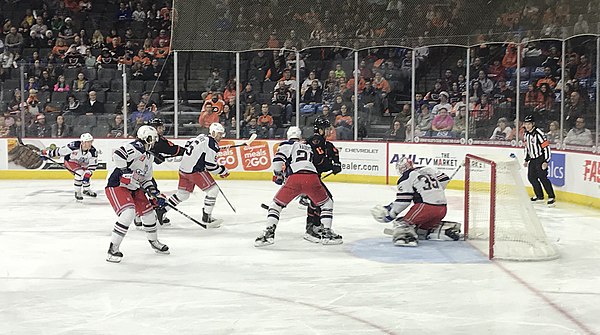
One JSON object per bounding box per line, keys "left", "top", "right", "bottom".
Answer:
{"left": 333, "top": 141, "right": 386, "bottom": 176}
{"left": 548, "top": 153, "right": 565, "bottom": 187}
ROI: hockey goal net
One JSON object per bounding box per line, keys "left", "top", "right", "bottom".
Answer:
{"left": 464, "top": 154, "right": 559, "bottom": 261}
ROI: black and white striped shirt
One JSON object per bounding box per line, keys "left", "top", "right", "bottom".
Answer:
{"left": 524, "top": 127, "right": 551, "bottom": 162}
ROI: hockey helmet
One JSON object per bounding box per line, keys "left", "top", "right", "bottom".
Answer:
{"left": 396, "top": 157, "right": 414, "bottom": 175}
{"left": 137, "top": 125, "right": 159, "bottom": 146}
{"left": 287, "top": 126, "right": 302, "bottom": 140}
{"left": 80, "top": 133, "right": 93, "bottom": 142}
{"left": 313, "top": 118, "right": 331, "bottom": 133}
{"left": 148, "top": 118, "right": 164, "bottom": 128}
{"left": 209, "top": 122, "right": 225, "bottom": 137}
{"left": 524, "top": 114, "right": 535, "bottom": 123}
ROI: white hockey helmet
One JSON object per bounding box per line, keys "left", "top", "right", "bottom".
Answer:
{"left": 396, "top": 157, "right": 414, "bottom": 175}
{"left": 287, "top": 126, "right": 302, "bottom": 140}
{"left": 80, "top": 133, "right": 93, "bottom": 142}
{"left": 209, "top": 122, "right": 225, "bottom": 137}
{"left": 137, "top": 125, "right": 159, "bottom": 146}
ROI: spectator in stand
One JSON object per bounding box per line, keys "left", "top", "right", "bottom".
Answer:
{"left": 300, "top": 80, "right": 323, "bottom": 114}
{"left": 64, "top": 94, "right": 81, "bottom": 114}
{"left": 275, "top": 69, "right": 298, "bottom": 93}
{"left": 471, "top": 94, "right": 495, "bottom": 138}
{"left": 441, "top": 69, "right": 454, "bottom": 91}
{"left": 431, "top": 91, "right": 452, "bottom": 116}
{"left": 198, "top": 102, "right": 220, "bottom": 133}
{"left": 257, "top": 103, "right": 275, "bottom": 139}
{"left": 564, "top": 117, "right": 593, "bottom": 147}
{"left": 502, "top": 43, "right": 518, "bottom": 77}
{"left": 470, "top": 57, "right": 484, "bottom": 75}
{"left": 575, "top": 55, "right": 592, "bottom": 80}
{"left": 223, "top": 80, "right": 237, "bottom": 103}
{"left": 431, "top": 107, "right": 454, "bottom": 134}
{"left": 5, "top": 26, "right": 23, "bottom": 54}
{"left": 385, "top": 121, "right": 405, "bottom": 142}
{"left": 52, "top": 38, "right": 69, "bottom": 58}
{"left": 26, "top": 89, "right": 40, "bottom": 116}
{"left": 54, "top": 75, "right": 70, "bottom": 92}
{"left": 240, "top": 104, "right": 257, "bottom": 130}
{"left": 220, "top": 104, "right": 234, "bottom": 137}
{"left": 72, "top": 72, "right": 90, "bottom": 93}
{"left": 205, "top": 68, "right": 224, "bottom": 92}
{"left": 316, "top": 105, "right": 336, "bottom": 126}
{"left": 477, "top": 70, "right": 494, "bottom": 95}
{"left": 471, "top": 80, "right": 484, "bottom": 103}
{"left": 58, "top": 17, "right": 77, "bottom": 45}
{"left": 346, "top": 70, "right": 366, "bottom": 94}
{"left": 143, "top": 58, "right": 164, "bottom": 81}
{"left": 334, "top": 63, "right": 346, "bottom": 79}
{"left": 24, "top": 77, "right": 39, "bottom": 92}
{"left": 28, "top": 114, "right": 51, "bottom": 137}
{"left": 490, "top": 117, "right": 512, "bottom": 141}
{"left": 133, "top": 49, "right": 151, "bottom": 66}
{"left": 116, "top": 2, "right": 133, "bottom": 24}
{"left": 82, "top": 91, "right": 105, "bottom": 115}
{"left": 30, "top": 16, "right": 48, "bottom": 48}
{"left": 360, "top": 80, "right": 379, "bottom": 121}
{"left": 240, "top": 82, "right": 256, "bottom": 112}
{"left": 97, "top": 47, "right": 119, "bottom": 68}
{"left": 546, "top": 120, "right": 563, "bottom": 145}
{"left": 424, "top": 80, "right": 443, "bottom": 103}
{"left": 487, "top": 59, "right": 506, "bottom": 83}
{"left": 242, "top": 117, "right": 259, "bottom": 138}
{"left": 130, "top": 102, "right": 154, "bottom": 124}
{"left": 565, "top": 91, "right": 586, "bottom": 128}
{"left": 107, "top": 114, "right": 125, "bottom": 137}
{"left": 301, "top": 70, "right": 322, "bottom": 95}
{"left": 51, "top": 114, "right": 71, "bottom": 138}
{"left": 334, "top": 105, "right": 353, "bottom": 140}
{"left": 152, "top": 29, "right": 170, "bottom": 48}
{"left": 454, "top": 59, "right": 466, "bottom": 77}
{"left": 272, "top": 85, "right": 294, "bottom": 126}
{"left": 154, "top": 39, "right": 170, "bottom": 59}
{"left": 412, "top": 104, "right": 433, "bottom": 138}
{"left": 492, "top": 79, "right": 515, "bottom": 118}
{"left": 39, "top": 70, "right": 55, "bottom": 92}
{"left": 202, "top": 92, "right": 225, "bottom": 114}
{"left": 452, "top": 105, "right": 467, "bottom": 138}
{"left": 536, "top": 67, "right": 557, "bottom": 88}
{"left": 573, "top": 14, "right": 590, "bottom": 35}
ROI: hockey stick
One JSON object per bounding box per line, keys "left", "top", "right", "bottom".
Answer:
{"left": 225, "top": 133, "right": 258, "bottom": 149}
{"left": 166, "top": 203, "right": 207, "bottom": 229}
{"left": 260, "top": 171, "right": 336, "bottom": 210}
{"left": 216, "top": 183, "right": 236, "bottom": 213}
{"left": 41, "top": 155, "right": 77, "bottom": 174}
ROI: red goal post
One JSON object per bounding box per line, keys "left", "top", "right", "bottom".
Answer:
{"left": 464, "top": 154, "right": 559, "bottom": 261}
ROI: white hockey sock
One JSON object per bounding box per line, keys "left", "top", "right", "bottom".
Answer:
{"left": 203, "top": 186, "right": 219, "bottom": 215}
{"left": 166, "top": 190, "right": 190, "bottom": 212}
{"left": 319, "top": 198, "right": 334, "bottom": 229}
{"left": 141, "top": 211, "right": 158, "bottom": 241}
{"left": 111, "top": 208, "right": 136, "bottom": 247}
{"left": 266, "top": 201, "right": 283, "bottom": 227}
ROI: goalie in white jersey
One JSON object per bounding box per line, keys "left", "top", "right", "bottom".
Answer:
{"left": 371, "top": 157, "right": 457, "bottom": 247}
{"left": 41, "top": 133, "right": 98, "bottom": 200}
{"left": 156, "top": 122, "right": 230, "bottom": 228}
{"left": 104, "top": 125, "right": 169, "bottom": 263}
{"left": 255, "top": 126, "right": 342, "bottom": 247}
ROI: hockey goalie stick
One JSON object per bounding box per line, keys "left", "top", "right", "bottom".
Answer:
{"left": 260, "top": 171, "right": 336, "bottom": 210}
{"left": 166, "top": 203, "right": 207, "bottom": 229}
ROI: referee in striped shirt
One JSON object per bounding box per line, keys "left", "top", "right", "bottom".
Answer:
{"left": 523, "top": 114, "right": 556, "bottom": 207}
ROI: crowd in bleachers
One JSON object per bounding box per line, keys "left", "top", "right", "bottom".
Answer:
{"left": 0, "top": 0, "right": 598, "bottom": 151}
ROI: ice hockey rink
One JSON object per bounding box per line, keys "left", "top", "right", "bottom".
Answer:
{"left": 1, "top": 179, "right": 599, "bottom": 335}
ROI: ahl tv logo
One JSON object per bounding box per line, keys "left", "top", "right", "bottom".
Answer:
{"left": 548, "top": 153, "right": 565, "bottom": 187}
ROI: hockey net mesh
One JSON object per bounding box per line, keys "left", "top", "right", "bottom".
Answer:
{"left": 465, "top": 154, "right": 559, "bottom": 261}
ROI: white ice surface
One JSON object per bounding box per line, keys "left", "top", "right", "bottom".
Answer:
{"left": 1, "top": 179, "right": 600, "bottom": 335}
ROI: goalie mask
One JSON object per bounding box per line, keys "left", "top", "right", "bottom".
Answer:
{"left": 137, "top": 125, "right": 159, "bottom": 150}
{"left": 396, "top": 157, "right": 414, "bottom": 175}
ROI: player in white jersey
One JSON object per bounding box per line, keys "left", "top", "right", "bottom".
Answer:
{"left": 371, "top": 157, "right": 456, "bottom": 247}
{"left": 255, "top": 126, "right": 342, "bottom": 247}
{"left": 156, "top": 122, "right": 230, "bottom": 228}
{"left": 104, "top": 126, "right": 169, "bottom": 263}
{"left": 41, "top": 133, "right": 98, "bottom": 200}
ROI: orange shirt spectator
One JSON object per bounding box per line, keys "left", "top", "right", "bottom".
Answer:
{"left": 335, "top": 114, "right": 353, "bottom": 127}
{"left": 52, "top": 40, "right": 68, "bottom": 58}
{"left": 133, "top": 51, "right": 151, "bottom": 66}
{"left": 154, "top": 46, "right": 170, "bottom": 59}
{"left": 326, "top": 127, "right": 336, "bottom": 141}
{"left": 202, "top": 94, "right": 225, "bottom": 114}
{"left": 373, "top": 73, "right": 391, "bottom": 93}
{"left": 502, "top": 44, "right": 518, "bottom": 69}
{"left": 258, "top": 113, "right": 274, "bottom": 127}
{"left": 199, "top": 108, "right": 220, "bottom": 128}
{"left": 346, "top": 77, "right": 366, "bottom": 94}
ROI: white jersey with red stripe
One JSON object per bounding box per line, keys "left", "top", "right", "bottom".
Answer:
{"left": 179, "top": 134, "right": 226, "bottom": 175}
{"left": 106, "top": 140, "right": 155, "bottom": 190}
{"left": 273, "top": 139, "right": 317, "bottom": 175}
{"left": 396, "top": 167, "right": 449, "bottom": 206}
{"left": 47, "top": 140, "right": 98, "bottom": 171}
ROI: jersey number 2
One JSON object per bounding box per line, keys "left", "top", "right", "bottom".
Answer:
{"left": 296, "top": 150, "right": 313, "bottom": 163}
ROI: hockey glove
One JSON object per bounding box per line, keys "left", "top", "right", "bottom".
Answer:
{"left": 145, "top": 185, "right": 167, "bottom": 208}
{"left": 272, "top": 171, "right": 284, "bottom": 185}
{"left": 332, "top": 162, "right": 342, "bottom": 175}
{"left": 119, "top": 173, "right": 141, "bottom": 190}
{"left": 219, "top": 166, "right": 230, "bottom": 178}
{"left": 82, "top": 170, "right": 93, "bottom": 184}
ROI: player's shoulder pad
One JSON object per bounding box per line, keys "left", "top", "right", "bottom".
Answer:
{"left": 131, "top": 140, "right": 146, "bottom": 153}
{"left": 208, "top": 136, "right": 220, "bottom": 152}
{"left": 396, "top": 168, "right": 416, "bottom": 184}
{"left": 67, "top": 141, "right": 81, "bottom": 150}
{"left": 89, "top": 146, "right": 98, "bottom": 157}
{"left": 278, "top": 139, "right": 295, "bottom": 146}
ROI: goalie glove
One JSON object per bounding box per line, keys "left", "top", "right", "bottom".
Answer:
{"left": 370, "top": 204, "right": 395, "bottom": 223}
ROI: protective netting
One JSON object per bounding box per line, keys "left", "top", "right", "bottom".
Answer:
{"left": 171, "top": 0, "right": 600, "bottom": 51}
{"left": 465, "top": 155, "right": 559, "bottom": 261}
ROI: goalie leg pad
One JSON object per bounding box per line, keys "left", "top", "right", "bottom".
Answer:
{"left": 427, "top": 221, "right": 462, "bottom": 241}
{"left": 392, "top": 221, "right": 418, "bottom": 247}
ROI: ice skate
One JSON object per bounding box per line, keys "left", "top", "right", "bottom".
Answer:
{"left": 83, "top": 189, "right": 97, "bottom": 197}
{"left": 74, "top": 191, "right": 83, "bottom": 201}
{"left": 202, "top": 210, "right": 222, "bottom": 228}
{"left": 547, "top": 198, "right": 556, "bottom": 207}
{"left": 255, "top": 225, "right": 276, "bottom": 247}
{"left": 106, "top": 243, "right": 123, "bottom": 263}
{"left": 320, "top": 227, "right": 343, "bottom": 245}
{"left": 149, "top": 240, "right": 170, "bottom": 254}
{"left": 303, "top": 223, "right": 323, "bottom": 243}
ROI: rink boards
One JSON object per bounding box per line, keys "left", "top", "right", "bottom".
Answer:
{"left": 0, "top": 138, "right": 598, "bottom": 208}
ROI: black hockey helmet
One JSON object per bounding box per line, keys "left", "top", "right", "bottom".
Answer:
{"left": 314, "top": 118, "right": 331, "bottom": 132}
{"left": 524, "top": 114, "right": 535, "bottom": 123}
{"left": 148, "top": 118, "right": 164, "bottom": 128}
